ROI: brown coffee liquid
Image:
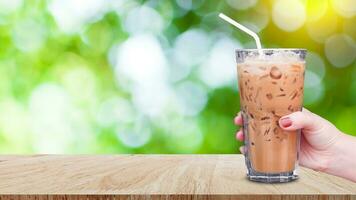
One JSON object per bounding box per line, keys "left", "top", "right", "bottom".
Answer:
{"left": 237, "top": 61, "right": 305, "bottom": 173}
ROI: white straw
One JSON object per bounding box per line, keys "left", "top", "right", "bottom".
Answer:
{"left": 218, "top": 13, "right": 263, "bottom": 55}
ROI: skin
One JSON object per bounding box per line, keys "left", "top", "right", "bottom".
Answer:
{"left": 234, "top": 108, "right": 356, "bottom": 182}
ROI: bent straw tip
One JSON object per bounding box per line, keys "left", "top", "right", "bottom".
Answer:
{"left": 218, "top": 13, "right": 227, "bottom": 19}
{"left": 217, "top": 12, "right": 263, "bottom": 54}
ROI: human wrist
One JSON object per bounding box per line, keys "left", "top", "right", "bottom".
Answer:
{"left": 325, "top": 132, "right": 356, "bottom": 182}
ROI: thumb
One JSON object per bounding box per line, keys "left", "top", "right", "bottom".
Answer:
{"left": 278, "top": 110, "right": 323, "bottom": 132}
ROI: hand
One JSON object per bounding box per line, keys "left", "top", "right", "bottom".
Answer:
{"left": 234, "top": 108, "right": 356, "bottom": 182}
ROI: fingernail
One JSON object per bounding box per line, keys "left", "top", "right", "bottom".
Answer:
{"left": 280, "top": 117, "right": 292, "bottom": 128}
{"left": 239, "top": 146, "right": 244, "bottom": 154}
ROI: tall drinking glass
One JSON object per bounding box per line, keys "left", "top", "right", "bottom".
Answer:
{"left": 236, "top": 49, "right": 306, "bottom": 183}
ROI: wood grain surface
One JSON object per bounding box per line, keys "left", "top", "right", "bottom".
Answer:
{"left": 0, "top": 155, "right": 355, "bottom": 200}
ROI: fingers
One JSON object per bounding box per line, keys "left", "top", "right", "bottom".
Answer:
{"left": 236, "top": 129, "right": 244, "bottom": 141}
{"left": 239, "top": 145, "right": 245, "bottom": 154}
{"left": 235, "top": 112, "right": 245, "bottom": 155}
{"left": 234, "top": 112, "right": 243, "bottom": 126}
{"left": 279, "top": 110, "right": 323, "bottom": 132}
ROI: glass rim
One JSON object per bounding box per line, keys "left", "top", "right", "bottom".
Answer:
{"left": 235, "top": 48, "right": 307, "bottom": 52}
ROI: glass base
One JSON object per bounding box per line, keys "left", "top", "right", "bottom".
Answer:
{"left": 247, "top": 170, "right": 298, "bottom": 183}
{"left": 245, "top": 154, "right": 298, "bottom": 183}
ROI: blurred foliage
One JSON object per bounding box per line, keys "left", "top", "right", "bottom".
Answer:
{"left": 0, "top": 0, "right": 355, "bottom": 153}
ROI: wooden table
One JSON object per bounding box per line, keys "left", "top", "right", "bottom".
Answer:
{"left": 0, "top": 155, "right": 355, "bottom": 200}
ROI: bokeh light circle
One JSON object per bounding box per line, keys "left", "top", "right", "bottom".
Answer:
{"left": 305, "top": 70, "right": 322, "bottom": 88}
{"left": 176, "top": 0, "right": 192, "bottom": 10}
{"left": 325, "top": 34, "right": 356, "bottom": 68}
{"left": 0, "top": 0, "right": 23, "bottom": 15}
{"left": 243, "top": 22, "right": 261, "bottom": 34}
{"left": 173, "top": 29, "right": 210, "bottom": 68}
{"left": 131, "top": 83, "right": 173, "bottom": 117}
{"left": 305, "top": 51, "right": 326, "bottom": 80}
{"left": 115, "top": 34, "right": 168, "bottom": 87}
{"left": 116, "top": 124, "right": 151, "bottom": 148}
{"left": 226, "top": 0, "right": 258, "bottom": 10}
{"left": 175, "top": 0, "right": 204, "bottom": 11}
{"left": 48, "top": 0, "right": 107, "bottom": 33}
{"left": 241, "top": 4, "right": 270, "bottom": 33}
{"left": 304, "top": 81, "right": 324, "bottom": 105}
{"left": 272, "top": 0, "right": 306, "bottom": 32}
{"left": 12, "top": 19, "right": 46, "bottom": 52}
{"left": 175, "top": 81, "right": 208, "bottom": 116}
{"left": 174, "top": 29, "right": 210, "bottom": 65}
{"left": 331, "top": 0, "right": 356, "bottom": 18}
{"left": 303, "top": 71, "right": 325, "bottom": 106}
{"left": 123, "top": 5, "right": 164, "bottom": 35}
{"left": 306, "top": 15, "right": 338, "bottom": 44}
{"left": 110, "top": 0, "right": 138, "bottom": 16}
{"left": 169, "top": 29, "right": 210, "bottom": 82}
{"left": 199, "top": 36, "right": 242, "bottom": 88}
{"left": 96, "top": 97, "right": 136, "bottom": 127}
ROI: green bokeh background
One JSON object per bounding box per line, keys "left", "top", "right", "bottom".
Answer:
{"left": 0, "top": 0, "right": 355, "bottom": 153}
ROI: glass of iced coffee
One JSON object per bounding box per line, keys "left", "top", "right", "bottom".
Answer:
{"left": 236, "top": 49, "right": 306, "bottom": 183}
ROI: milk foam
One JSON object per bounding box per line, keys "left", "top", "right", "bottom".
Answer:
{"left": 243, "top": 50, "right": 304, "bottom": 64}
